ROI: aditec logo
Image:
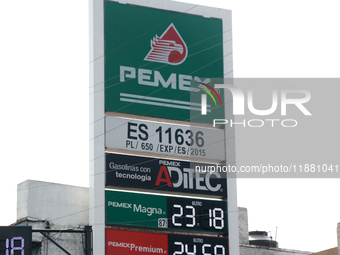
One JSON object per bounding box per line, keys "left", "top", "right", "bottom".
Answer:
{"left": 144, "top": 23, "right": 188, "bottom": 65}
{"left": 155, "top": 160, "right": 223, "bottom": 192}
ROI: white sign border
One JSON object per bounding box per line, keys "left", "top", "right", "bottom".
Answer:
{"left": 90, "top": 1, "right": 238, "bottom": 254}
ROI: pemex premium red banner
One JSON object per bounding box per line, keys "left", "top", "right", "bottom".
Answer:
{"left": 106, "top": 229, "right": 168, "bottom": 255}
{"left": 106, "top": 229, "right": 228, "bottom": 255}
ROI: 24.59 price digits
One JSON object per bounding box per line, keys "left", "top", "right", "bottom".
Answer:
{"left": 168, "top": 235, "right": 228, "bottom": 255}
{"left": 167, "top": 197, "right": 227, "bottom": 233}
{"left": 173, "top": 242, "right": 226, "bottom": 255}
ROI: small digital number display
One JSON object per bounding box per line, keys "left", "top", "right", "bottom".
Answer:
{"left": 0, "top": 226, "right": 32, "bottom": 255}
{"left": 167, "top": 197, "right": 228, "bottom": 233}
{"left": 168, "top": 234, "right": 228, "bottom": 255}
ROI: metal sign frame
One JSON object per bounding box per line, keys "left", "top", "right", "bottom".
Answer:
{"left": 90, "top": 0, "right": 238, "bottom": 254}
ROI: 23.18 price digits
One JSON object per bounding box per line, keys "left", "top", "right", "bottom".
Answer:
{"left": 167, "top": 197, "right": 227, "bottom": 233}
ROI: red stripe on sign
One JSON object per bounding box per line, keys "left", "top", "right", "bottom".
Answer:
{"left": 106, "top": 229, "right": 168, "bottom": 255}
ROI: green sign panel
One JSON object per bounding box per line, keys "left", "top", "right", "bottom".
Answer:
{"left": 105, "top": 190, "right": 228, "bottom": 233}
{"left": 105, "top": 2, "right": 224, "bottom": 123}
{"left": 106, "top": 190, "right": 166, "bottom": 229}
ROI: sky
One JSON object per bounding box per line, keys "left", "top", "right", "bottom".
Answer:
{"left": 1, "top": 0, "right": 340, "bottom": 253}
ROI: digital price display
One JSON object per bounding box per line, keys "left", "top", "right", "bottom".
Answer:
{"left": 106, "top": 228, "right": 228, "bottom": 255}
{"left": 106, "top": 190, "right": 227, "bottom": 233}
{"left": 0, "top": 226, "right": 32, "bottom": 255}
{"left": 167, "top": 197, "right": 227, "bottom": 233}
{"left": 168, "top": 234, "right": 228, "bottom": 255}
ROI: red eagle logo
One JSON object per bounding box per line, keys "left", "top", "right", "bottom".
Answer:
{"left": 144, "top": 23, "right": 188, "bottom": 65}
